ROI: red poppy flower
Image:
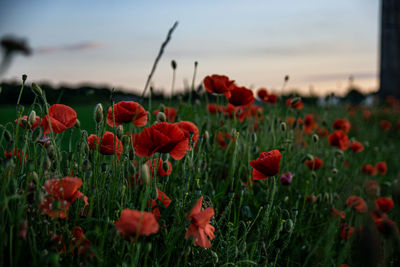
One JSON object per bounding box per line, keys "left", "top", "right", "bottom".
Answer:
{"left": 249, "top": 150, "right": 281, "bottom": 180}
{"left": 15, "top": 115, "right": 41, "bottom": 130}
{"left": 257, "top": 88, "right": 268, "bottom": 100}
{"left": 145, "top": 158, "right": 172, "bottom": 177}
{"left": 374, "top": 218, "right": 399, "bottom": 236}
{"left": 363, "top": 110, "right": 371, "bottom": 120}
{"left": 150, "top": 189, "right": 172, "bottom": 220}
{"left": 228, "top": 85, "right": 255, "bottom": 107}
{"left": 107, "top": 101, "right": 147, "bottom": 127}
{"left": 375, "top": 161, "right": 387, "bottom": 175}
{"left": 248, "top": 105, "right": 264, "bottom": 119}
{"left": 339, "top": 223, "right": 354, "bottom": 240}
{"left": 175, "top": 121, "right": 199, "bottom": 149}
{"left": 41, "top": 104, "right": 77, "bottom": 134}
{"left": 185, "top": 196, "right": 215, "bottom": 248}
{"left": 304, "top": 114, "right": 318, "bottom": 134}
{"left": 317, "top": 127, "right": 329, "bottom": 138}
{"left": 350, "top": 141, "right": 364, "bottom": 153}
{"left": 70, "top": 226, "right": 92, "bottom": 256}
{"left": 362, "top": 164, "right": 377, "bottom": 176}
{"left": 380, "top": 120, "right": 392, "bottom": 131}
{"left": 115, "top": 209, "right": 159, "bottom": 239}
{"left": 286, "top": 117, "right": 296, "bottom": 128}
{"left": 332, "top": 119, "right": 351, "bottom": 133}
{"left": 364, "top": 179, "right": 380, "bottom": 197}
{"left": 207, "top": 104, "right": 222, "bottom": 114}
{"left": 375, "top": 197, "right": 393, "bottom": 212}
{"left": 88, "top": 131, "right": 123, "bottom": 156}
{"left": 4, "top": 149, "right": 28, "bottom": 165}
{"left": 346, "top": 196, "right": 368, "bottom": 213}
{"left": 328, "top": 130, "right": 349, "bottom": 151}
{"left": 279, "top": 172, "right": 293, "bottom": 185}
{"left": 39, "top": 177, "right": 88, "bottom": 218}
{"left": 134, "top": 122, "right": 189, "bottom": 160}
{"left": 222, "top": 104, "right": 247, "bottom": 122}
{"left": 153, "top": 107, "right": 177, "bottom": 122}
{"left": 216, "top": 132, "right": 232, "bottom": 150}
{"left": 330, "top": 208, "right": 346, "bottom": 219}
{"left": 285, "top": 98, "right": 304, "bottom": 109}
{"left": 203, "top": 74, "right": 235, "bottom": 98}
{"left": 305, "top": 157, "right": 323, "bottom": 171}
{"left": 306, "top": 195, "right": 317, "bottom": 203}
{"left": 265, "top": 93, "right": 278, "bottom": 104}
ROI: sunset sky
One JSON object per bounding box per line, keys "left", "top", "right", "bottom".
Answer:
{"left": 0, "top": 0, "right": 379, "bottom": 96}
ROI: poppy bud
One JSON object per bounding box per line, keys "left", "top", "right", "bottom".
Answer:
{"left": 156, "top": 111, "right": 167, "bottom": 122}
{"left": 284, "top": 219, "right": 294, "bottom": 232}
{"left": 29, "top": 171, "right": 39, "bottom": 183}
{"left": 251, "top": 133, "right": 257, "bottom": 144}
{"left": 47, "top": 145, "right": 56, "bottom": 160}
{"left": 116, "top": 125, "right": 124, "bottom": 140}
{"left": 3, "top": 129, "right": 12, "bottom": 142}
{"left": 82, "top": 159, "right": 91, "bottom": 171}
{"left": 22, "top": 74, "right": 27, "bottom": 82}
{"left": 195, "top": 99, "right": 201, "bottom": 106}
{"left": 20, "top": 118, "right": 28, "bottom": 128}
{"left": 159, "top": 104, "right": 165, "bottom": 112}
{"left": 291, "top": 97, "right": 301, "bottom": 106}
{"left": 162, "top": 153, "right": 170, "bottom": 161}
{"left": 327, "top": 177, "right": 332, "bottom": 184}
{"left": 31, "top": 83, "right": 43, "bottom": 96}
{"left": 204, "top": 130, "right": 210, "bottom": 142}
{"left": 312, "top": 134, "right": 319, "bottom": 143}
{"left": 281, "top": 209, "right": 290, "bottom": 219}
{"left": 16, "top": 105, "right": 24, "bottom": 115}
{"left": 251, "top": 146, "right": 259, "bottom": 154}
{"left": 334, "top": 149, "right": 344, "bottom": 158}
{"left": 28, "top": 110, "right": 36, "bottom": 127}
{"left": 304, "top": 154, "right": 314, "bottom": 162}
{"left": 280, "top": 122, "right": 287, "bottom": 132}
{"left": 43, "top": 156, "right": 51, "bottom": 171}
{"left": 82, "top": 143, "right": 89, "bottom": 155}
{"left": 162, "top": 160, "right": 170, "bottom": 173}
{"left": 331, "top": 168, "right": 338, "bottom": 175}
{"left": 171, "top": 60, "right": 177, "bottom": 70}
{"left": 194, "top": 61, "right": 198, "bottom": 67}
{"left": 121, "top": 135, "right": 130, "bottom": 147}
{"left": 284, "top": 75, "right": 290, "bottom": 82}
{"left": 31, "top": 127, "right": 42, "bottom": 142}
{"left": 129, "top": 148, "right": 135, "bottom": 160}
{"left": 141, "top": 164, "right": 151, "bottom": 185}
{"left": 324, "top": 192, "right": 330, "bottom": 202}
{"left": 94, "top": 103, "right": 104, "bottom": 124}
{"left": 75, "top": 119, "right": 81, "bottom": 129}
{"left": 284, "top": 196, "right": 289, "bottom": 202}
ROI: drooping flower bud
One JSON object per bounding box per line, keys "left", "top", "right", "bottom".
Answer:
{"left": 94, "top": 103, "right": 104, "bottom": 124}
{"left": 156, "top": 111, "right": 166, "bottom": 122}
{"left": 31, "top": 83, "right": 43, "bottom": 96}
{"left": 121, "top": 135, "right": 130, "bottom": 147}
{"left": 141, "top": 164, "right": 151, "bottom": 185}
{"left": 28, "top": 110, "right": 36, "bottom": 127}
{"left": 280, "top": 122, "right": 287, "bottom": 132}
{"left": 312, "top": 134, "right": 319, "bottom": 143}
{"left": 171, "top": 60, "right": 177, "bottom": 70}
{"left": 116, "top": 125, "right": 124, "bottom": 140}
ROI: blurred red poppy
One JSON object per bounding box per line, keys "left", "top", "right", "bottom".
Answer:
{"left": 375, "top": 161, "right": 387, "bottom": 175}
{"left": 216, "top": 132, "right": 232, "bottom": 150}
{"left": 115, "top": 209, "right": 159, "bottom": 239}
{"left": 39, "top": 177, "right": 88, "bottom": 218}
{"left": 222, "top": 104, "right": 246, "bottom": 122}
{"left": 249, "top": 150, "right": 281, "bottom": 180}
{"left": 153, "top": 107, "right": 177, "bottom": 122}
{"left": 70, "top": 226, "right": 92, "bottom": 256}
{"left": 257, "top": 88, "right": 268, "bottom": 100}
{"left": 15, "top": 115, "right": 41, "bottom": 130}
{"left": 150, "top": 189, "right": 172, "bottom": 220}
{"left": 346, "top": 196, "right": 368, "bottom": 213}
{"left": 375, "top": 197, "right": 393, "bottom": 212}
{"left": 374, "top": 218, "right": 399, "bottom": 236}
{"left": 304, "top": 114, "right": 317, "bottom": 134}
{"left": 330, "top": 208, "right": 346, "bottom": 219}
{"left": 286, "top": 98, "right": 304, "bottom": 110}
{"left": 134, "top": 122, "right": 189, "bottom": 160}
{"left": 328, "top": 130, "right": 349, "bottom": 151}
{"left": 350, "top": 141, "right": 364, "bottom": 153}
{"left": 305, "top": 157, "right": 323, "bottom": 171}
{"left": 317, "top": 127, "right": 329, "bottom": 138}
{"left": 203, "top": 74, "right": 235, "bottom": 98}
{"left": 185, "top": 196, "right": 215, "bottom": 248}
{"left": 339, "top": 223, "right": 354, "bottom": 240}
{"left": 332, "top": 119, "right": 351, "bottom": 133}
{"left": 4, "top": 149, "right": 28, "bottom": 165}
{"left": 380, "top": 120, "right": 392, "bottom": 131}
{"left": 41, "top": 104, "right": 77, "bottom": 134}
{"left": 364, "top": 179, "right": 380, "bottom": 197}
{"left": 362, "top": 164, "right": 377, "bottom": 176}
{"left": 207, "top": 104, "right": 222, "bottom": 114}
{"left": 107, "top": 101, "right": 147, "bottom": 127}
{"left": 175, "top": 121, "right": 199, "bottom": 149}
{"left": 228, "top": 85, "right": 254, "bottom": 107}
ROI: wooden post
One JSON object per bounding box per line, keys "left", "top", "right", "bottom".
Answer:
{"left": 379, "top": 0, "right": 400, "bottom": 98}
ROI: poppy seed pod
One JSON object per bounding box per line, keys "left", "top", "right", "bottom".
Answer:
{"left": 171, "top": 60, "right": 177, "bottom": 70}
{"left": 116, "top": 125, "right": 124, "bottom": 140}
{"left": 280, "top": 122, "right": 287, "bottom": 132}
{"left": 28, "top": 110, "right": 36, "bottom": 127}
{"left": 141, "top": 164, "right": 151, "bottom": 185}
{"left": 31, "top": 83, "right": 43, "bottom": 96}
{"left": 94, "top": 103, "right": 103, "bottom": 124}
{"left": 22, "top": 74, "right": 27, "bottom": 82}
{"left": 156, "top": 111, "right": 167, "bottom": 122}
{"left": 312, "top": 134, "right": 319, "bottom": 143}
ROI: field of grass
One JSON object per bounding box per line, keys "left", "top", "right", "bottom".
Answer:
{"left": 1, "top": 80, "right": 400, "bottom": 266}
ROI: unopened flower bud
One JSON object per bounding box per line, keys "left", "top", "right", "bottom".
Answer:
{"left": 331, "top": 168, "right": 338, "bottom": 175}
{"left": 251, "top": 146, "right": 259, "bottom": 154}
{"left": 43, "top": 156, "right": 51, "bottom": 171}
{"left": 81, "top": 130, "right": 88, "bottom": 140}
{"left": 312, "top": 134, "right": 319, "bottom": 143}
{"left": 251, "top": 133, "right": 257, "bottom": 144}
{"left": 121, "top": 135, "right": 130, "bottom": 147}
{"left": 3, "top": 129, "right": 12, "bottom": 142}
{"left": 141, "top": 164, "right": 151, "bottom": 185}
{"left": 47, "top": 145, "right": 56, "bottom": 160}
{"left": 162, "top": 160, "right": 170, "bottom": 173}
{"left": 284, "top": 218, "right": 294, "bottom": 232}
{"left": 31, "top": 83, "right": 43, "bottom": 96}
{"left": 327, "top": 177, "right": 332, "bottom": 184}
{"left": 94, "top": 103, "right": 104, "bottom": 124}
{"left": 334, "top": 149, "right": 344, "bottom": 158}
{"left": 284, "top": 75, "right": 290, "bottom": 82}
{"left": 20, "top": 118, "right": 28, "bottom": 128}
{"left": 204, "top": 130, "right": 209, "bottom": 142}
{"left": 31, "top": 127, "right": 42, "bottom": 142}
{"left": 22, "top": 74, "right": 27, "bottom": 82}
{"left": 171, "top": 60, "right": 177, "bottom": 70}
{"left": 291, "top": 97, "right": 301, "bottom": 106}
{"left": 75, "top": 119, "right": 80, "bottom": 129}
{"left": 195, "top": 99, "right": 201, "bottom": 106}
{"left": 82, "top": 159, "right": 91, "bottom": 171}
{"left": 116, "top": 125, "right": 124, "bottom": 139}
{"left": 280, "top": 122, "right": 287, "bottom": 132}
{"left": 28, "top": 110, "right": 36, "bottom": 127}
{"left": 156, "top": 111, "right": 166, "bottom": 122}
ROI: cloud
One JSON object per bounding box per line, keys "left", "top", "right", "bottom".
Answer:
{"left": 35, "top": 41, "right": 103, "bottom": 54}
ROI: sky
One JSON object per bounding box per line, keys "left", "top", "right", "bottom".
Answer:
{"left": 0, "top": 0, "right": 380, "bottom": 96}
